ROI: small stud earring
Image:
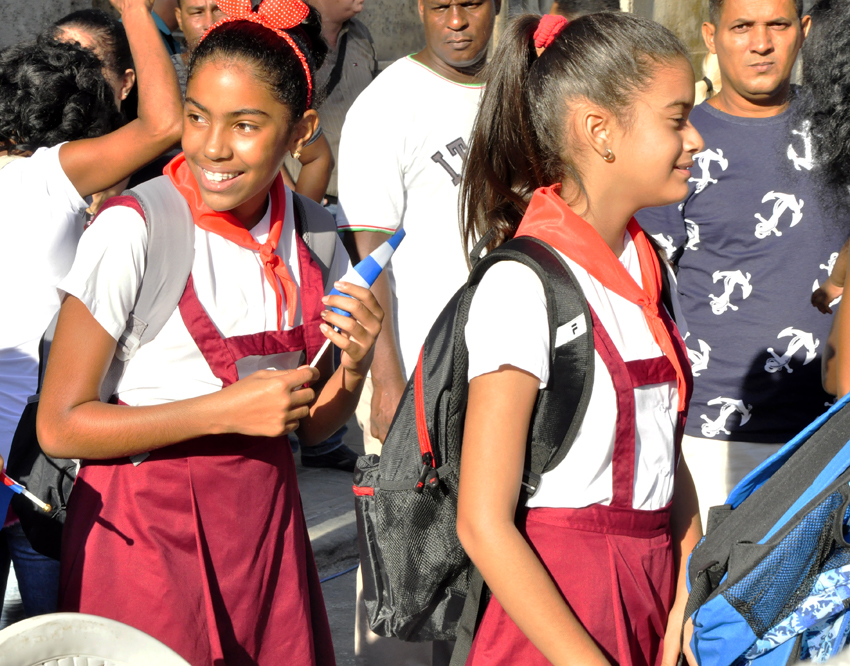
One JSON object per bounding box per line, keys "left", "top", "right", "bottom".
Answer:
{"left": 603, "top": 148, "right": 615, "bottom": 163}
{"left": 292, "top": 149, "right": 302, "bottom": 161}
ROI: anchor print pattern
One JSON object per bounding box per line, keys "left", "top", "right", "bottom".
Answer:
{"left": 754, "top": 192, "right": 804, "bottom": 239}
{"left": 709, "top": 270, "right": 753, "bottom": 315}
{"left": 700, "top": 397, "right": 753, "bottom": 438}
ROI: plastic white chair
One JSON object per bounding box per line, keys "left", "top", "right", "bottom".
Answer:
{"left": 0, "top": 613, "right": 190, "bottom": 666}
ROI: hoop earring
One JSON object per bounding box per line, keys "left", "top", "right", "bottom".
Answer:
{"left": 603, "top": 148, "right": 615, "bottom": 163}
{"left": 292, "top": 149, "right": 302, "bottom": 161}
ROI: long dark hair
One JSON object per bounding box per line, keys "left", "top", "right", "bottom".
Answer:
{"left": 189, "top": 6, "right": 328, "bottom": 122}
{"left": 52, "top": 9, "right": 133, "bottom": 81}
{"left": 798, "top": 0, "right": 850, "bottom": 203}
{"left": 460, "top": 12, "right": 688, "bottom": 253}
{"left": 0, "top": 36, "right": 123, "bottom": 153}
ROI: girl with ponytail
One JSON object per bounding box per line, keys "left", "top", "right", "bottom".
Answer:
{"left": 37, "top": 1, "right": 382, "bottom": 663}
{"left": 457, "top": 12, "right": 703, "bottom": 666}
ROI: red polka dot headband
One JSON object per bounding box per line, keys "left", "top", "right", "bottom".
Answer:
{"left": 200, "top": 0, "right": 314, "bottom": 109}
{"left": 533, "top": 14, "right": 569, "bottom": 55}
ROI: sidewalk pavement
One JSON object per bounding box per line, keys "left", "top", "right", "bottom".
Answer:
{"left": 296, "top": 415, "right": 366, "bottom": 665}
{"left": 296, "top": 414, "right": 366, "bottom": 576}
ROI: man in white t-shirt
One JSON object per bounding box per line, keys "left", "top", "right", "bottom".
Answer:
{"left": 337, "top": 0, "right": 499, "bottom": 663}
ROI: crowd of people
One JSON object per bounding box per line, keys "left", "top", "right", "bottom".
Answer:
{"left": 1, "top": 0, "right": 850, "bottom": 664}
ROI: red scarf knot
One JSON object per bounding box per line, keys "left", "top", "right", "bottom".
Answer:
{"left": 165, "top": 153, "right": 298, "bottom": 330}
{"left": 515, "top": 185, "right": 690, "bottom": 413}
{"left": 200, "top": 0, "right": 313, "bottom": 110}
{"left": 259, "top": 242, "right": 276, "bottom": 263}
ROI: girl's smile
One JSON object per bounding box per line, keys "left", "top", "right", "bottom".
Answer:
{"left": 198, "top": 166, "right": 245, "bottom": 189}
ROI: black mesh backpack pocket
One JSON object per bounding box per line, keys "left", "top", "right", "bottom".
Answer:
{"left": 353, "top": 238, "right": 595, "bottom": 654}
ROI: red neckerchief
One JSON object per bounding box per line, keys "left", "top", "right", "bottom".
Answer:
{"left": 165, "top": 153, "right": 297, "bottom": 329}
{"left": 516, "top": 185, "right": 688, "bottom": 412}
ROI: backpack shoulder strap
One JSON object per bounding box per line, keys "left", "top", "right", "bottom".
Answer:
{"left": 467, "top": 236, "right": 595, "bottom": 486}
{"left": 292, "top": 191, "right": 338, "bottom": 294}
{"left": 99, "top": 176, "right": 195, "bottom": 401}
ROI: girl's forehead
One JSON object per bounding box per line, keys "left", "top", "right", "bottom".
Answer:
{"left": 187, "top": 58, "right": 287, "bottom": 113}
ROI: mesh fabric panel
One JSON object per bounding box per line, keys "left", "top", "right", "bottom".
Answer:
{"left": 374, "top": 475, "right": 469, "bottom": 617}
{"left": 723, "top": 491, "right": 848, "bottom": 637}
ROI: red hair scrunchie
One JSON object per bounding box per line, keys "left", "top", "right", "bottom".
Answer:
{"left": 199, "top": 0, "right": 314, "bottom": 110}
{"left": 533, "top": 14, "right": 569, "bottom": 54}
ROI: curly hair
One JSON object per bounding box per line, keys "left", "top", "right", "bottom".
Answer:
{"left": 189, "top": 5, "right": 329, "bottom": 119}
{"left": 0, "top": 36, "right": 124, "bottom": 153}
{"left": 52, "top": 9, "right": 133, "bottom": 81}
{"left": 798, "top": 0, "right": 850, "bottom": 199}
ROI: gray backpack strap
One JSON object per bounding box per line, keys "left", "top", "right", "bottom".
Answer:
{"left": 100, "top": 176, "right": 195, "bottom": 402}
{"left": 291, "top": 192, "right": 338, "bottom": 293}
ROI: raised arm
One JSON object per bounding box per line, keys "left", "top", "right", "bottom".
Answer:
{"left": 58, "top": 0, "right": 182, "bottom": 199}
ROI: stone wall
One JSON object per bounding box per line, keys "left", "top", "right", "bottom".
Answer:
{"left": 622, "top": 0, "right": 711, "bottom": 72}
{"left": 0, "top": 0, "right": 94, "bottom": 50}
{"left": 358, "top": 0, "right": 424, "bottom": 69}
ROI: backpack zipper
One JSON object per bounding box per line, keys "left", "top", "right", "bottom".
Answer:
{"left": 414, "top": 347, "right": 438, "bottom": 492}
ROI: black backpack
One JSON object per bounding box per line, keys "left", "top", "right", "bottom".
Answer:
{"left": 6, "top": 176, "right": 340, "bottom": 560}
{"left": 353, "top": 236, "right": 597, "bottom": 664}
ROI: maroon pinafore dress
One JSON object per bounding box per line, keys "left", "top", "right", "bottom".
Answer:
{"left": 466, "top": 306, "right": 692, "bottom": 666}
{"left": 59, "top": 227, "right": 336, "bottom": 666}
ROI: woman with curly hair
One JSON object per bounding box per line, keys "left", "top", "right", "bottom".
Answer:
{"left": 51, "top": 8, "right": 138, "bottom": 118}
{"left": 0, "top": 0, "right": 181, "bottom": 623}
{"left": 801, "top": 0, "right": 850, "bottom": 399}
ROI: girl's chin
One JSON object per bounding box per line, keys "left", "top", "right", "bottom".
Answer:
{"left": 198, "top": 190, "right": 244, "bottom": 213}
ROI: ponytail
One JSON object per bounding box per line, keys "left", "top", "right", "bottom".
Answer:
{"left": 461, "top": 15, "right": 545, "bottom": 257}
{"left": 461, "top": 11, "right": 689, "bottom": 256}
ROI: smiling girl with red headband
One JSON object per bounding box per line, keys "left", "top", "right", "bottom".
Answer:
{"left": 456, "top": 12, "right": 704, "bottom": 666}
{"left": 36, "top": 1, "right": 381, "bottom": 663}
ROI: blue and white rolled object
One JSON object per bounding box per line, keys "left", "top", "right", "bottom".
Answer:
{"left": 328, "top": 228, "right": 405, "bottom": 316}
{"left": 309, "top": 228, "right": 405, "bottom": 367}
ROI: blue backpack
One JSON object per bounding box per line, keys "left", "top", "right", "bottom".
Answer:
{"left": 682, "top": 393, "right": 850, "bottom": 665}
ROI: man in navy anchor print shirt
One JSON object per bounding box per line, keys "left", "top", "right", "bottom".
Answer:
{"left": 637, "top": 0, "right": 844, "bottom": 525}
